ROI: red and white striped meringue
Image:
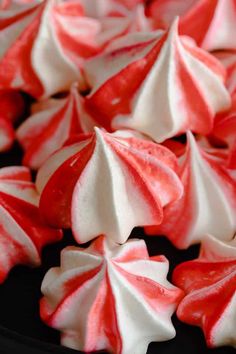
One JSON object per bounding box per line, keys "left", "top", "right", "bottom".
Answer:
{"left": 173, "top": 234, "right": 236, "bottom": 348}
{"left": 0, "top": 0, "right": 100, "bottom": 98}
{"left": 0, "top": 166, "right": 62, "bottom": 283}
{"left": 17, "top": 84, "right": 95, "bottom": 170}
{"left": 40, "top": 236, "right": 183, "bottom": 354}
{"left": 36, "top": 128, "right": 183, "bottom": 244}
{"left": 145, "top": 132, "right": 236, "bottom": 249}
{"left": 147, "top": 0, "right": 236, "bottom": 52}
{"left": 84, "top": 19, "right": 230, "bottom": 142}
{"left": 0, "top": 89, "right": 25, "bottom": 152}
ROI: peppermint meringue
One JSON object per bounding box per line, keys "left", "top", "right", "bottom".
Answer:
{"left": 0, "top": 0, "right": 100, "bottom": 98}
{"left": 17, "top": 84, "right": 95, "bottom": 170}
{"left": 147, "top": 0, "right": 236, "bottom": 51}
{"left": 145, "top": 132, "right": 236, "bottom": 249}
{"left": 36, "top": 128, "right": 183, "bottom": 244}
{"left": 40, "top": 236, "right": 183, "bottom": 354}
{"left": 173, "top": 234, "right": 236, "bottom": 348}
{"left": 84, "top": 19, "right": 230, "bottom": 141}
{"left": 0, "top": 166, "right": 62, "bottom": 283}
{"left": 0, "top": 89, "right": 25, "bottom": 152}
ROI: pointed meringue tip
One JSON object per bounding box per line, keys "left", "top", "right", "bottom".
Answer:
{"left": 186, "top": 131, "right": 202, "bottom": 158}
{"left": 186, "top": 131, "right": 196, "bottom": 144}
{"left": 94, "top": 127, "right": 106, "bottom": 142}
{"left": 70, "top": 82, "right": 79, "bottom": 93}
{"left": 170, "top": 16, "right": 180, "bottom": 32}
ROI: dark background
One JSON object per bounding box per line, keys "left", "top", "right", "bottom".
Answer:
{"left": 0, "top": 143, "right": 235, "bottom": 354}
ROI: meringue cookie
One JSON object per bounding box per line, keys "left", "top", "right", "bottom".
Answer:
{"left": 147, "top": 0, "right": 236, "bottom": 51}
{"left": 173, "top": 234, "right": 236, "bottom": 348}
{"left": 40, "top": 236, "right": 183, "bottom": 354}
{"left": 36, "top": 127, "right": 183, "bottom": 244}
{"left": 145, "top": 132, "right": 236, "bottom": 249}
{"left": 84, "top": 19, "right": 230, "bottom": 141}
{"left": 0, "top": 0, "right": 100, "bottom": 98}
{"left": 0, "top": 89, "right": 25, "bottom": 152}
{"left": 0, "top": 166, "right": 62, "bottom": 283}
{"left": 17, "top": 84, "right": 95, "bottom": 170}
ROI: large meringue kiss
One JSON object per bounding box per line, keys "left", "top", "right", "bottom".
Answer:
{"left": 36, "top": 128, "right": 183, "bottom": 244}
{"left": 0, "top": 0, "right": 100, "bottom": 98}
{"left": 40, "top": 236, "right": 183, "bottom": 354}
{"left": 0, "top": 166, "right": 62, "bottom": 283}
{"left": 145, "top": 132, "right": 236, "bottom": 249}
{"left": 84, "top": 19, "right": 230, "bottom": 142}
{"left": 17, "top": 84, "right": 95, "bottom": 170}
{"left": 173, "top": 234, "right": 236, "bottom": 348}
{"left": 147, "top": 0, "right": 236, "bottom": 52}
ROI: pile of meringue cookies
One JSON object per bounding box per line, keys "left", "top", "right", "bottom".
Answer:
{"left": 0, "top": 0, "right": 236, "bottom": 353}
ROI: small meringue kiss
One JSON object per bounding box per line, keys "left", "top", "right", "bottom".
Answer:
{"left": 84, "top": 19, "right": 230, "bottom": 142}
{"left": 0, "top": 0, "right": 100, "bottom": 98}
{"left": 17, "top": 84, "right": 95, "bottom": 170}
{"left": 173, "top": 234, "right": 236, "bottom": 348}
{"left": 36, "top": 128, "right": 183, "bottom": 244}
{"left": 0, "top": 166, "right": 62, "bottom": 283}
{"left": 145, "top": 132, "right": 236, "bottom": 249}
{"left": 40, "top": 236, "right": 183, "bottom": 354}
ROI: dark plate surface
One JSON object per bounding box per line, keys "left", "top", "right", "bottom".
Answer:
{"left": 0, "top": 143, "right": 235, "bottom": 354}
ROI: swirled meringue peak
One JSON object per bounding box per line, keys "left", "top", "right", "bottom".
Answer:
{"left": 0, "top": 0, "right": 100, "bottom": 98}
{"left": 36, "top": 127, "right": 183, "bottom": 244}
{"left": 145, "top": 131, "right": 236, "bottom": 249}
{"left": 173, "top": 234, "right": 236, "bottom": 348}
{"left": 0, "top": 89, "right": 25, "bottom": 152}
{"left": 0, "top": 166, "right": 62, "bottom": 283}
{"left": 84, "top": 18, "right": 230, "bottom": 141}
{"left": 147, "top": 0, "right": 236, "bottom": 52}
{"left": 40, "top": 236, "right": 183, "bottom": 354}
{"left": 17, "top": 84, "right": 95, "bottom": 170}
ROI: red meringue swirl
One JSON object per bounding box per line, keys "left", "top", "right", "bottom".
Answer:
{"left": 40, "top": 236, "right": 183, "bottom": 354}
{"left": 0, "top": 0, "right": 100, "bottom": 98}
{"left": 84, "top": 19, "right": 230, "bottom": 141}
{"left": 17, "top": 84, "right": 95, "bottom": 170}
{"left": 173, "top": 234, "right": 236, "bottom": 348}
{"left": 145, "top": 132, "right": 236, "bottom": 249}
{"left": 0, "top": 166, "right": 62, "bottom": 283}
{"left": 36, "top": 128, "right": 183, "bottom": 244}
